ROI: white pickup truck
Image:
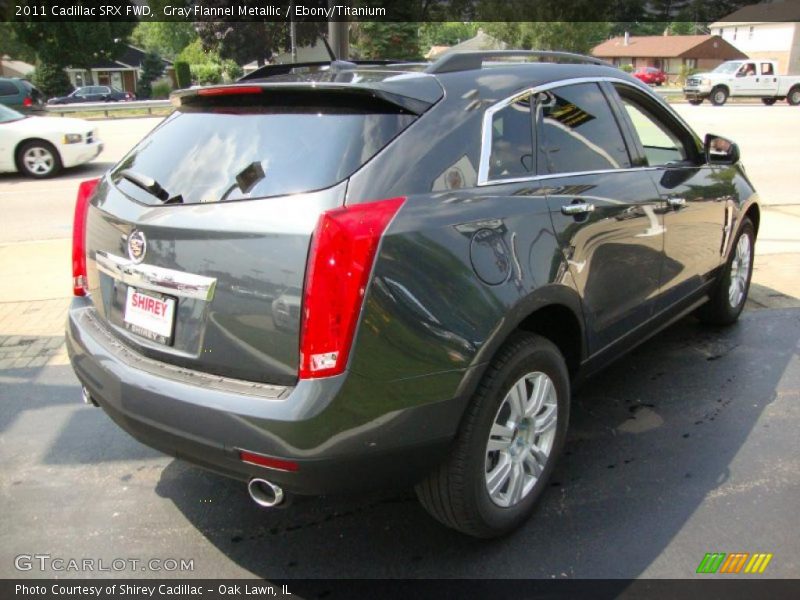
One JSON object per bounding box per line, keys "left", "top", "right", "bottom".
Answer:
{"left": 683, "top": 59, "right": 800, "bottom": 106}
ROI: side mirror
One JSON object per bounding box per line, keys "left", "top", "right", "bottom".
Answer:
{"left": 705, "top": 133, "right": 740, "bottom": 164}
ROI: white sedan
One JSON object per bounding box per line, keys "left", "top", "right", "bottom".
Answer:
{"left": 0, "top": 103, "right": 103, "bottom": 177}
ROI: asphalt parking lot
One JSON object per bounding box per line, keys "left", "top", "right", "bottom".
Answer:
{"left": 1, "top": 104, "right": 799, "bottom": 580}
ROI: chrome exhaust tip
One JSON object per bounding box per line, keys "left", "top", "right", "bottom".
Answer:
{"left": 247, "top": 478, "right": 285, "bottom": 508}
{"left": 81, "top": 386, "right": 98, "bottom": 407}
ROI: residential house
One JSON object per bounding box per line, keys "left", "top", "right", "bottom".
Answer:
{"left": 592, "top": 34, "right": 747, "bottom": 81}
{"left": 66, "top": 44, "right": 174, "bottom": 93}
{"left": 709, "top": 0, "right": 800, "bottom": 74}
{"left": 0, "top": 55, "right": 35, "bottom": 79}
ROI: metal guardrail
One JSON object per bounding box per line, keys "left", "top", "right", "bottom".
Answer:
{"left": 45, "top": 99, "right": 172, "bottom": 117}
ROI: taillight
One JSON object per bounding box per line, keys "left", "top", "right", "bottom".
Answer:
{"left": 23, "top": 97, "right": 32, "bottom": 107}
{"left": 299, "top": 197, "right": 405, "bottom": 379}
{"left": 72, "top": 178, "right": 100, "bottom": 296}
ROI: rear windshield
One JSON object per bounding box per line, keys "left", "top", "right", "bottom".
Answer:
{"left": 111, "top": 102, "right": 416, "bottom": 205}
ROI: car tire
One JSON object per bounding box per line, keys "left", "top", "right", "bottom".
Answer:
{"left": 16, "top": 140, "right": 62, "bottom": 178}
{"left": 761, "top": 97, "right": 777, "bottom": 106}
{"left": 710, "top": 86, "right": 729, "bottom": 106}
{"left": 697, "top": 218, "right": 755, "bottom": 326}
{"left": 688, "top": 98, "right": 703, "bottom": 105}
{"left": 415, "top": 332, "right": 569, "bottom": 538}
{"left": 788, "top": 86, "right": 800, "bottom": 106}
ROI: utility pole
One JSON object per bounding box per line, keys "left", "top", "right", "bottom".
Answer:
{"left": 327, "top": 1, "right": 348, "bottom": 59}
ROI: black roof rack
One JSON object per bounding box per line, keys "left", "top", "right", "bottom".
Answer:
{"left": 425, "top": 51, "right": 613, "bottom": 75}
{"left": 238, "top": 60, "right": 417, "bottom": 82}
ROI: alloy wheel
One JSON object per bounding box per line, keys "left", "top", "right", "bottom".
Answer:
{"left": 22, "top": 146, "right": 55, "bottom": 176}
{"left": 485, "top": 371, "right": 557, "bottom": 508}
{"left": 728, "top": 233, "right": 751, "bottom": 308}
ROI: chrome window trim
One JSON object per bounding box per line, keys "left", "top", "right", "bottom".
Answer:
{"left": 477, "top": 76, "right": 696, "bottom": 187}
{"left": 95, "top": 251, "right": 217, "bottom": 302}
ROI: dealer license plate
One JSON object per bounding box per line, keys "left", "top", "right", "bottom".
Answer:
{"left": 123, "top": 287, "right": 176, "bottom": 345}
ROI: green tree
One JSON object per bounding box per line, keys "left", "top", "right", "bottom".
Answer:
{"left": 136, "top": 52, "right": 165, "bottom": 99}
{"left": 0, "top": 23, "right": 37, "bottom": 64}
{"left": 482, "top": 22, "right": 612, "bottom": 54}
{"left": 176, "top": 39, "right": 220, "bottom": 66}
{"left": 419, "top": 22, "right": 478, "bottom": 50}
{"left": 353, "top": 23, "right": 421, "bottom": 60}
{"left": 12, "top": 18, "right": 135, "bottom": 85}
{"left": 32, "top": 61, "right": 72, "bottom": 97}
{"left": 129, "top": 22, "right": 197, "bottom": 60}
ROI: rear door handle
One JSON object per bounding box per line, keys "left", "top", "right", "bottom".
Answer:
{"left": 561, "top": 202, "right": 595, "bottom": 216}
{"left": 667, "top": 197, "right": 687, "bottom": 209}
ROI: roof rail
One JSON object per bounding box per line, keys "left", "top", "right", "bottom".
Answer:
{"left": 425, "top": 51, "right": 613, "bottom": 74}
{"left": 238, "top": 60, "right": 415, "bottom": 82}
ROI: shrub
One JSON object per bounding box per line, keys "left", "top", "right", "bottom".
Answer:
{"left": 174, "top": 61, "right": 191, "bottom": 89}
{"left": 677, "top": 64, "right": 699, "bottom": 86}
{"left": 137, "top": 51, "right": 165, "bottom": 99}
{"left": 222, "top": 59, "right": 243, "bottom": 82}
{"left": 190, "top": 63, "right": 222, "bottom": 85}
{"left": 151, "top": 79, "right": 172, "bottom": 99}
{"left": 32, "top": 61, "right": 72, "bottom": 98}
{"left": 619, "top": 64, "right": 634, "bottom": 73}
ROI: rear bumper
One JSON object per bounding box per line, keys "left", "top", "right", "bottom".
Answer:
{"left": 66, "top": 300, "right": 462, "bottom": 495}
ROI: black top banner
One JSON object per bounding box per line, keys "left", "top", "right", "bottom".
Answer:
{"left": 1, "top": 0, "right": 796, "bottom": 23}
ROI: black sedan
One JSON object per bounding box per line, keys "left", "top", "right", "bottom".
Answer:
{"left": 48, "top": 85, "right": 135, "bottom": 105}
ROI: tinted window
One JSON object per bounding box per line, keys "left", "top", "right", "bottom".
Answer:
{"left": 488, "top": 94, "right": 533, "bottom": 180}
{"left": 614, "top": 86, "right": 693, "bottom": 166}
{"left": 111, "top": 103, "right": 416, "bottom": 205}
{"left": 537, "top": 83, "right": 630, "bottom": 175}
{"left": 0, "top": 81, "right": 19, "bottom": 96}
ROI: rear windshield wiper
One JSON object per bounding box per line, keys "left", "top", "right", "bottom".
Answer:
{"left": 119, "top": 169, "right": 183, "bottom": 204}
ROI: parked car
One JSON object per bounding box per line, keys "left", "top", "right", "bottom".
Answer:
{"left": 684, "top": 59, "right": 800, "bottom": 105}
{"left": 0, "top": 77, "right": 46, "bottom": 112}
{"left": 0, "top": 104, "right": 103, "bottom": 177}
{"left": 48, "top": 85, "right": 135, "bottom": 105}
{"left": 632, "top": 66, "right": 667, "bottom": 86}
{"left": 66, "top": 51, "right": 759, "bottom": 538}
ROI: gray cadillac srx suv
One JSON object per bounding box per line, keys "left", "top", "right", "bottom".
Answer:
{"left": 67, "top": 52, "right": 759, "bottom": 537}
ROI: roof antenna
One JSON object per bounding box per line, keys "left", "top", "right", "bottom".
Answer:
{"left": 321, "top": 35, "right": 336, "bottom": 61}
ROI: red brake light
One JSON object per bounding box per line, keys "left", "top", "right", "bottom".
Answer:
{"left": 23, "top": 97, "right": 32, "bottom": 107}
{"left": 299, "top": 197, "right": 405, "bottom": 379}
{"left": 197, "top": 86, "right": 263, "bottom": 97}
{"left": 72, "top": 178, "right": 100, "bottom": 296}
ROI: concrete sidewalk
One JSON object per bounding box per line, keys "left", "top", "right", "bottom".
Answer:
{"left": 0, "top": 205, "right": 798, "bottom": 370}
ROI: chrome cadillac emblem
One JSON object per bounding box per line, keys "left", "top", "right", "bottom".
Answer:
{"left": 127, "top": 230, "right": 147, "bottom": 263}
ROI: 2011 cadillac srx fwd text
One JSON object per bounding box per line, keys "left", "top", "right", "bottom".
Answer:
{"left": 66, "top": 52, "right": 759, "bottom": 537}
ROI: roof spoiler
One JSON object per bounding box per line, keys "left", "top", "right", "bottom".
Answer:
{"left": 425, "top": 51, "right": 613, "bottom": 74}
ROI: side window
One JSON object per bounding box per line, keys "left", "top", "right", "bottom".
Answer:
{"left": 617, "top": 91, "right": 691, "bottom": 167}
{"left": 0, "top": 81, "right": 18, "bottom": 96}
{"left": 537, "top": 83, "right": 631, "bottom": 175}
{"left": 488, "top": 93, "right": 533, "bottom": 180}
{"left": 761, "top": 63, "right": 774, "bottom": 76}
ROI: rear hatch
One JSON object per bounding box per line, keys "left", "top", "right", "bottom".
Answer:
{"left": 84, "top": 72, "right": 442, "bottom": 386}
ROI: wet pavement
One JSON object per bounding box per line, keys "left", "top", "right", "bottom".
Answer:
{"left": 1, "top": 307, "right": 798, "bottom": 579}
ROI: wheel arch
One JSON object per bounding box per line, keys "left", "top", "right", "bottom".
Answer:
{"left": 14, "top": 137, "right": 62, "bottom": 162}
{"left": 456, "top": 285, "right": 587, "bottom": 404}
{"left": 744, "top": 202, "right": 760, "bottom": 237}
{"left": 712, "top": 83, "right": 730, "bottom": 95}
